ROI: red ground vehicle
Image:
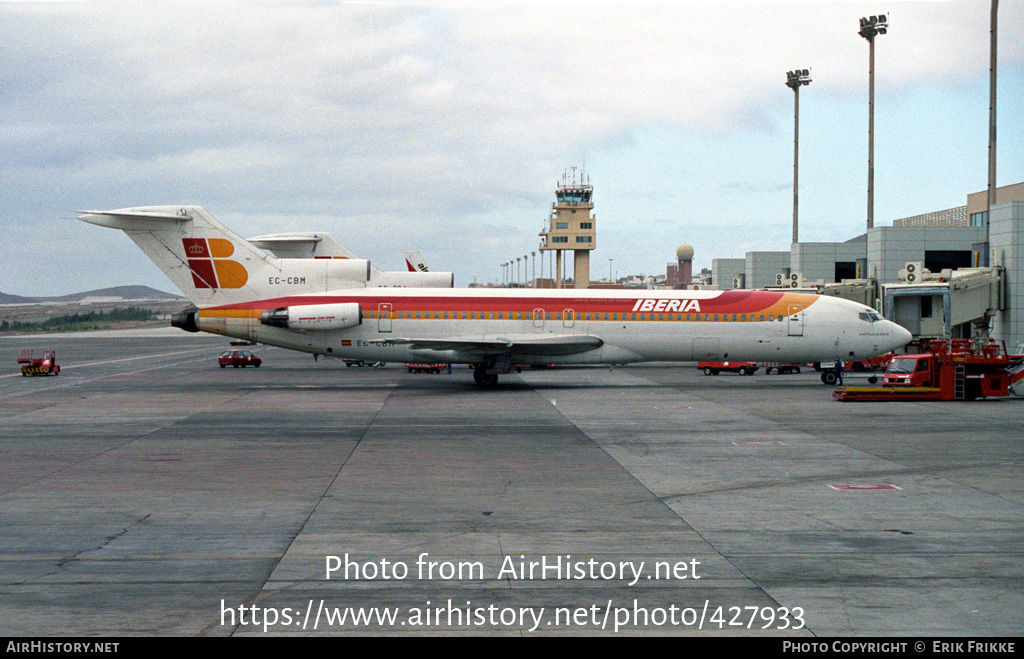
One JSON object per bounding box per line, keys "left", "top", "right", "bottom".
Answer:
{"left": 18, "top": 349, "right": 60, "bottom": 376}
{"left": 846, "top": 353, "right": 894, "bottom": 372}
{"left": 406, "top": 363, "right": 445, "bottom": 374}
{"left": 698, "top": 361, "right": 758, "bottom": 376}
{"left": 762, "top": 362, "right": 801, "bottom": 375}
{"left": 835, "top": 339, "right": 1018, "bottom": 401}
{"left": 218, "top": 350, "right": 262, "bottom": 368}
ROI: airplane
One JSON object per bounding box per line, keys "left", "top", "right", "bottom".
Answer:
{"left": 78, "top": 205, "right": 913, "bottom": 387}
{"left": 404, "top": 250, "right": 431, "bottom": 273}
{"left": 246, "top": 232, "right": 452, "bottom": 288}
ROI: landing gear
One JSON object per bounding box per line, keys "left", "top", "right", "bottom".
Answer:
{"left": 473, "top": 365, "right": 499, "bottom": 388}
{"left": 821, "top": 371, "right": 838, "bottom": 385}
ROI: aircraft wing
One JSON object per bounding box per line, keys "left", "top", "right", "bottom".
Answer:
{"left": 371, "top": 334, "right": 603, "bottom": 358}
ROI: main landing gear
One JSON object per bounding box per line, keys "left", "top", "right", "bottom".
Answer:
{"left": 473, "top": 356, "right": 513, "bottom": 388}
{"left": 473, "top": 365, "right": 499, "bottom": 388}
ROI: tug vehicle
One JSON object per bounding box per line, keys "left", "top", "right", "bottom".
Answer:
{"left": 834, "top": 339, "right": 1022, "bottom": 402}
{"left": 17, "top": 349, "right": 60, "bottom": 376}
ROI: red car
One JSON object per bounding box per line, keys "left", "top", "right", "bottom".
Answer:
{"left": 698, "top": 361, "right": 758, "bottom": 376}
{"left": 218, "top": 350, "right": 262, "bottom": 368}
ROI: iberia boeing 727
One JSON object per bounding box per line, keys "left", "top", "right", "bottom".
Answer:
{"left": 79, "top": 206, "right": 912, "bottom": 387}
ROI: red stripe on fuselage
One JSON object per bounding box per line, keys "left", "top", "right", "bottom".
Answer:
{"left": 207, "top": 290, "right": 793, "bottom": 315}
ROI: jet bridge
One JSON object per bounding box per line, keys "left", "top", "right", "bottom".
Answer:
{"left": 882, "top": 267, "right": 1003, "bottom": 341}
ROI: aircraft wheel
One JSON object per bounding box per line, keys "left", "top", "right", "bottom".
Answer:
{"left": 473, "top": 366, "right": 498, "bottom": 388}
{"left": 821, "top": 371, "right": 837, "bottom": 385}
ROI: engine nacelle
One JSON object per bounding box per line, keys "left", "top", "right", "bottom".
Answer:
{"left": 260, "top": 302, "right": 362, "bottom": 331}
{"left": 371, "top": 271, "right": 454, "bottom": 288}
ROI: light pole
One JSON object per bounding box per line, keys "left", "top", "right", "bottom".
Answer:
{"left": 859, "top": 14, "right": 888, "bottom": 230}
{"left": 531, "top": 251, "right": 536, "bottom": 287}
{"left": 786, "top": 69, "right": 811, "bottom": 245}
{"left": 609, "top": 258, "right": 613, "bottom": 283}
{"left": 987, "top": 0, "right": 998, "bottom": 261}
{"left": 523, "top": 254, "right": 529, "bottom": 288}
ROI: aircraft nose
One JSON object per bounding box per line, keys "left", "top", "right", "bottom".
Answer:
{"left": 889, "top": 322, "right": 912, "bottom": 349}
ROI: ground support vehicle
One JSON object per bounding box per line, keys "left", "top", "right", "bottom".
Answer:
{"left": 18, "top": 350, "right": 60, "bottom": 376}
{"left": 846, "top": 353, "right": 894, "bottom": 372}
{"left": 406, "top": 363, "right": 445, "bottom": 374}
{"left": 763, "top": 362, "right": 801, "bottom": 374}
{"left": 345, "top": 360, "right": 386, "bottom": 368}
{"left": 834, "top": 339, "right": 1020, "bottom": 401}
{"left": 698, "top": 361, "right": 758, "bottom": 376}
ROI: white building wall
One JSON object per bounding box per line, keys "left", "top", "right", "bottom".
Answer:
{"left": 711, "top": 258, "right": 746, "bottom": 289}
{"left": 745, "top": 251, "right": 790, "bottom": 289}
{"left": 990, "top": 202, "right": 1024, "bottom": 350}
{"left": 791, "top": 242, "right": 866, "bottom": 283}
{"left": 866, "top": 226, "right": 987, "bottom": 283}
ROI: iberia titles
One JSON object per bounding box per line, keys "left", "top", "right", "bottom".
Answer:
{"left": 631, "top": 298, "right": 701, "bottom": 313}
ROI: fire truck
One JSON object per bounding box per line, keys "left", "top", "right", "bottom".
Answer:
{"left": 833, "top": 339, "right": 1023, "bottom": 402}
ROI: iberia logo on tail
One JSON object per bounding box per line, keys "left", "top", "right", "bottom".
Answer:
{"left": 183, "top": 238, "right": 248, "bottom": 289}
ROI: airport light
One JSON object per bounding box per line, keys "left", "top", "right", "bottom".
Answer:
{"left": 524, "top": 254, "right": 530, "bottom": 288}
{"left": 786, "top": 69, "right": 811, "bottom": 245}
{"left": 531, "top": 251, "right": 536, "bottom": 288}
{"left": 987, "top": 0, "right": 998, "bottom": 259}
{"left": 859, "top": 14, "right": 888, "bottom": 230}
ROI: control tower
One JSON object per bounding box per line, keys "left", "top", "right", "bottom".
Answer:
{"left": 538, "top": 168, "right": 596, "bottom": 288}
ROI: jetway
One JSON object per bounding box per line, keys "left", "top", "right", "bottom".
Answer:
{"left": 882, "top": 267, "right": 1003, "bottom": 341}
{"left": 813, "top": 266, "right": 1004, "bottom": 344}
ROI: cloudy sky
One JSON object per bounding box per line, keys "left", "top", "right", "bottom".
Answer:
{"left": 2, "top": 0, "right": 1022, "bottom": 296}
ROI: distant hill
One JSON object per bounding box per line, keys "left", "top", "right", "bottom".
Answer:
{"left": 0, "top": 292, "right": 37, "bottom": 305}
{"left": 0, "top": 286, "right": 182, "bottom": 304}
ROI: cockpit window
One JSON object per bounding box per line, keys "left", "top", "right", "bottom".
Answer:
{"left": 859, "top": 311, "right": 883, "bottom": 323}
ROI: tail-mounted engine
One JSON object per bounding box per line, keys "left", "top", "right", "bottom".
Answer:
{"left": 260, "top": 302, "right": 362, "bottom": 331}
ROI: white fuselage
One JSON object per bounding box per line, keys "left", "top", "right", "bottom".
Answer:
{"left": 194, "top": 287, "right": 911, "bottom": 366}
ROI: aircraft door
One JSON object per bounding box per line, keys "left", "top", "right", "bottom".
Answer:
{"left": 533, "top": 308, "right": 544, "bottom": 332}
{"left": 563, "top": 308, "right": 575, "bottom": 329}
{"left": 378, "top": 303, "right": 392, "bottom": 333}
{"left": 787, "top": 304, "right": 804, "bottom": 337}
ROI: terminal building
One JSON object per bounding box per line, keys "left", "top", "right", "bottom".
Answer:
{"left": 702, "top": 182, "right": 1024, "bottom": 351}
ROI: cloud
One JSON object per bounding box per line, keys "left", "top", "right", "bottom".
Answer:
{"left": 0, "top": 1, "right": 1021, "bottom": 293}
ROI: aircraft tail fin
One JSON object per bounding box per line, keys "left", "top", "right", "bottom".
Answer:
{"left": 78, "top": 206, "right": 371, "bottom": 307}
{"left": 404, "top": 250, "right": 431, "bottom": 273}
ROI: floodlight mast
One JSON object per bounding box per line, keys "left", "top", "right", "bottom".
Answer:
{"left": 786, "top": 69, "right": 811, "bottom": 245}
{"left": 859, "top": 14, "right": 888, "bottom": 230}
{"left": 987, "top": 0, "right": 998, "bottom": 258}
